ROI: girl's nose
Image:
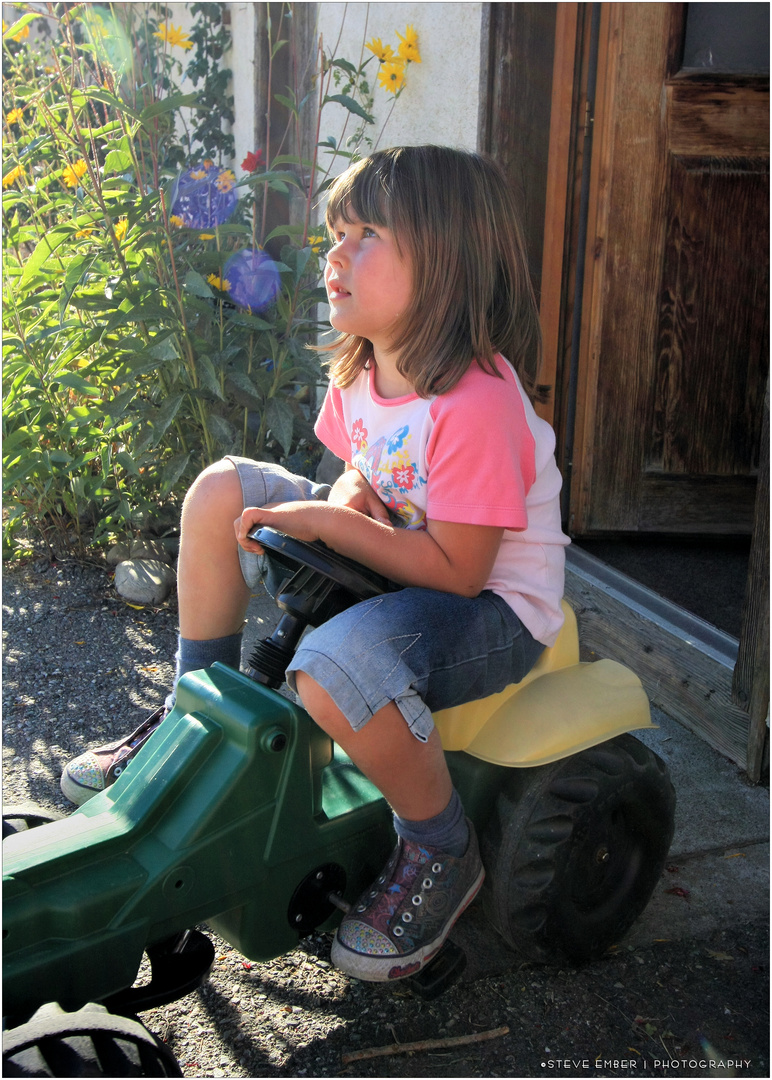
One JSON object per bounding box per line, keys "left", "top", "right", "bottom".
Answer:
{"left": 327, "top": 237, "right": 347, "bottom": 267}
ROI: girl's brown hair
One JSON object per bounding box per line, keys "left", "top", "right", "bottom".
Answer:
{"left": 322, "top": 145, "right": 544, "bottom": 400}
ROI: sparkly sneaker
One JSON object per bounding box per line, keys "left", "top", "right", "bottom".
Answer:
{"left": 60, "top": 707, "right": 166, "bottom": 806}
{"left": 330, "top": 822, "right": 484, "bottom": 982}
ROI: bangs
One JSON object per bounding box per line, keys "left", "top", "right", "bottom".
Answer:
{"left": 325, "top": 157, "right": 393, "bottom": 234}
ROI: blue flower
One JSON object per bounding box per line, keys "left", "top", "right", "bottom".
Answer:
{"left": 223, "top": 249, "right": 281, "bottom": 312}
{"left": 387, "top": 425, "right": 409, "bottom": 453}
{"left": 170, "top": 161, "right": 238, "bottom": 228}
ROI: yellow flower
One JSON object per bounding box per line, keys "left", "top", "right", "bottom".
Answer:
{"left": 6, "top": 22, "right": 30, "bottom": 42}
{"left": 86, "top": 11, "right": 109, "bottom": 40}
{"left": 6, "top": 108, "right": 23, "bottom": 125}
{"left": 62, "top": 159, "right": 88, "bottom": 187}
{"left": 190, "top": 168, "right": 207, "bottom": 180}
{"left": 153, "top": 23, "right": 193, "bottom": 51}
{"left": 378, "top": 62, "right": 406, "bottom": 94}
{"left": 114, "top": 218, "right": 128, "bottom": 243}
{"left": 198, "top": 233, "right": 215, "bottom": 240}
{"left": 169, "top": 214, "right": 185, "bottom": 228}
{"left": 365, "top": 37, "right": 395, "bottom": 63}
{"left": 214, "top": 168, "right": 236, "bottom": 193}
{"left": 397, "top": 25, "right": 421, "bottom": 64}
{"left": 75, "top": 227, "right": 94, "bottom": 239}
{"left": 2, "top": 164, "right": 24, "bottom": 188}
{"left": 207, "top": 273, "right": 231, "bottom": 292}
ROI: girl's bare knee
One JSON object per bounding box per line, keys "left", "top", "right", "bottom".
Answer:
{"left": 183, "top": 459, "right": 243, "bottom": 521}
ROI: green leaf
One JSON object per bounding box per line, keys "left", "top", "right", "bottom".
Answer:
{"left": 18, "top": 135, "right": 53, "bottom": 162}
{"left": 140, "top": 93, "right": 202, "bottom": 122}
{"left": 226, "top": 369, "right": 263, "bottom": 408}
{"left": 149, "top": 394, "right": 184, "bottom": 447}
{"left": 49, "top": 450, "right": 74, "bottom": 465}
{"left": 52, "top": 372, "right": 101, "bottom": 397}
{"left": 3, "top": 12, "right": 39, "bottom": 39}
{"left": 105, "top": 387, "right": 137, "bottom": 419}
{"left": 19, "top": 228, "right": 71, "bottom": 289}
{"left": 115, "top": 451, "right": 140, "bottom": 477}
{"left": 149, "top": 335, "right": 179, "bottom": 362}
{"left": 322, "top": 94, "right": 374, "bottom": 124}
{"left": 71, "top": 87, "right": 141, "bottom": 121}
{"left": 195, "top": 354, "right": 225, "bottom": 400}
{"left": 206, "top": 413, "right": 237, "bottom": 451}
{"left": 266, "top": 396, "right": 294, "bottom": 456}
{"left": 274, "top": 93, "right": 298, "bottom": 114}
{"left": 183, "top": 269, "right": 214, "bottom": 298}
{"left": 104, "top": 148, "right": 134, "bottom": 173}
{"left": 330, "top": 58, "right": 359, "bottom": 77}
{"left": 160, "top": 452, "right": 190, "bottom": 496}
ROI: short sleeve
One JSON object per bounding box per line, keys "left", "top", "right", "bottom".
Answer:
{"left": 425, "top": 363, "right": 536, "bottom": 529}
{"left": 314, "top": 382, "right": 351, "bottom": 463}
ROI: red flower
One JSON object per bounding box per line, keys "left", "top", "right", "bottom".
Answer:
{"left": 241, "top": 149, "right": 264, "bottom": 173}
{"left": 392, "top": 463, "right": 415, "bottom": 491}
{"left": 351, "top": 419, "right": 368, "bottom": 449}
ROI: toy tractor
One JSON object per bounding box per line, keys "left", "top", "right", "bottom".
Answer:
{"left": 3, "top": 528, "right": 676, "bottom": 1076}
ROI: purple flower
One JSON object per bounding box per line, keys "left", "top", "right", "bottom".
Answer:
{"left": 170, "top": 162, "right": 238, "bottom": 228}
{"left": 223, "top": 249, "right": 281, "bottom": 312}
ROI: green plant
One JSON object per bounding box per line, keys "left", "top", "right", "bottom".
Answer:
{"left": 2, "top": 3, "right": 420, "bottom": 559}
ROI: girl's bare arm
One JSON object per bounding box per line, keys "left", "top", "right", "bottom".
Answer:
{"left": 235, "top": 501, "right": 503, "bottom": 598}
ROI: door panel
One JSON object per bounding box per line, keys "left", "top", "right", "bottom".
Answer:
{"left": 570, "top": 4, "right": 769, "bottom": 536}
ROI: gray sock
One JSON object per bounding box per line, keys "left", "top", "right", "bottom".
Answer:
{"left": 164, "top": 632, "right": 242, "bottom": 712}
{"left": 393, "top": 787, "right": 469, "bottom": 858}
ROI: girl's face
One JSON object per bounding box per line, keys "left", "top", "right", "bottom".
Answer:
{"left": 325, "top": 210, "right": 413, "bottom": 363}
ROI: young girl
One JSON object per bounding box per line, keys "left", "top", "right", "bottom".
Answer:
{"left": 62, "top": 145, "right": 569, "bottom": 982}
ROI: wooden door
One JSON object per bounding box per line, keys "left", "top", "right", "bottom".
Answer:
{"left": 566, "top": 3, "right": 769, "bottom": 536}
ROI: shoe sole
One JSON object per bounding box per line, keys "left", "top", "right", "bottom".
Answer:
{"left": 60, "top": 770, "right": 103, "bottom": 806}
{"left": 330, "top": 864, "right": 485, "bottom": 982}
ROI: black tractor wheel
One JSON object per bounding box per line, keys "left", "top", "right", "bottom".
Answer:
{"left": 3, "top": 803, "right": 63, "bottom": 840}
{"left": 2, "top": 1002, "right": 181, "bottom": 1077}
{"left": 481, "top": 733, "right": 676, "bottom": 964}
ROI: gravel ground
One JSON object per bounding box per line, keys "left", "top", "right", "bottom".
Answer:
{"left": 3, "top": 557, "right": 769, "bottom": 1079}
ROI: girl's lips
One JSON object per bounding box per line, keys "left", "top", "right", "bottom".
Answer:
{"left": 327, "top": 284, "right": 351, "bottom": 299}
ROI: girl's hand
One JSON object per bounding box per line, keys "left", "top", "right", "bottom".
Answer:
{"left": 234, "top": 502, "right": 326, "bottom": 554}
{"left": 327, "top": 466, "right": 391, "bottom": 524}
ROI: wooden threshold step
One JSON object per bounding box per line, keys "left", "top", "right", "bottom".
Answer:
{"left": 565, "top": 545, "right": 750, "bottom": 771}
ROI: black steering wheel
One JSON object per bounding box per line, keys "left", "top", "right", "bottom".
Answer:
{"left": 249, "top": 526, "right": 398, "bottom": 602}
{"left": 245, "top": 527, "right": 401, "bottom": 688}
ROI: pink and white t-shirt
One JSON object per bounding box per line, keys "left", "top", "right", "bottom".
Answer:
{"left": 315, "top": 354, "right": 570, "bottom": 646}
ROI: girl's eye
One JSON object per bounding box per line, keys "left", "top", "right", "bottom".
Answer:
{"left": 362, "top": 226, "right": 377, "bottom": 238}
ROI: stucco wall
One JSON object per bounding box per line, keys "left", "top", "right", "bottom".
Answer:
{"left": 316, "top": 3, "right": 484, "bottom": 159}
{"left": 226, "top": 3, "right": 484, "bottom": 174}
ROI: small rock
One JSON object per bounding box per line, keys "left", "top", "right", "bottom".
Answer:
{"left": 114, "top": 559, "right": 176, "bottom": 605}
{"left": 130, "top": 537, "right": 174, "bottom": 564}
{"left": 106, "top": 542, "right": 130, "bottom": 567}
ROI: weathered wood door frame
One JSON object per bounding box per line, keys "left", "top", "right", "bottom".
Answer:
{"left": 483, "top": 2, "right": 769, "bottom": 778}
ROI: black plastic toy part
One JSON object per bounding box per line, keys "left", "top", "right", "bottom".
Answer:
{"left": 245, "top": 526, "right": 398, "bottom": 688}
{"left": 409, "top": 939, "right": 468, "bottom": 1000}
{"left": 2, "top": 1002, "right": 183, "bottom": 1078}
{"left": 103, "top": 930, "right": 215, "bottom": 1016}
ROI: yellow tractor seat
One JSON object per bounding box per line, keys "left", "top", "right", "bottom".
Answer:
{"left": 433, "top": 600, "right": 653, "bottom": 767}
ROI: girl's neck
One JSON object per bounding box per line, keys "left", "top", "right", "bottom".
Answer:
{"left": 371, "top": 349, "right": 414, "bottom": 400}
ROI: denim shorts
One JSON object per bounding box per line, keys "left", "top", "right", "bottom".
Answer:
{"left": 228, "top": 457, "right": 544, "bottom": 742}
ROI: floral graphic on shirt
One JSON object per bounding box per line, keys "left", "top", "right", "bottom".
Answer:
{"left": 349, "top": 420, "right": 427, "bottom": 528}
{"left": 387, "top": 425, "right": 409, "bottom": 454}
{"left": 351, "top": 419, "right": 368, "bottom": 451}
{"left": 391, "top": 451, "right": 416, "bottom": 492}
